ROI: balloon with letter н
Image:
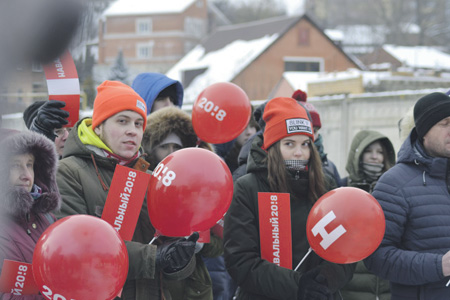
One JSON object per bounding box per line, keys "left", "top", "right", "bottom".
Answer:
{"left": 306, "top": 187, "right": 385, "bottom": 264}
{"left": 192, "top": 82, "right": 251, "bottom": 144}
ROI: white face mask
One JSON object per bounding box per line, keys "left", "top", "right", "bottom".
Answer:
{"left": 362, "top": 162, "right": 384, "bottom": 181}
{"left": 284, "top": 159, "right": 309, "bottom": 171}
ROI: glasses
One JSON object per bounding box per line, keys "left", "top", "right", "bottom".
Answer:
{"left": 54, "top": 128, "right": 71, "bottom": 138}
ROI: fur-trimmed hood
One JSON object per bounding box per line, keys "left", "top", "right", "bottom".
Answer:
{"left": 142, "top": 106, "right": 213, "bottom": 168}
{"left": 345, "top": 130, "right": 396, "bottom": 183}
{"left": 0, "top": 130, "right": 60, "bottom": 218}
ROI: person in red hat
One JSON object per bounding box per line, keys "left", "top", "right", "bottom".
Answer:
{"left": 55, "top": 80, "right": 198, "bottom": 300}
{"left": 223, "top": 97, "right": 354, "bottom": 300}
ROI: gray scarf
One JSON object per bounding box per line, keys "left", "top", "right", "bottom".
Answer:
{"left": 285, "top": 159, "right": 309, "bottom": 171}
{"left": 362, "top": 162, "right": 384, "bottom": 181}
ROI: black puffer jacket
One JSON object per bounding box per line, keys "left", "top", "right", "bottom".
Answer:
{"left": 224, "top": 133, "right": 354, "bottom": 300}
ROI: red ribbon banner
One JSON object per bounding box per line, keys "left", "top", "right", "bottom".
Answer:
{"left": 102, "top": 165, "right": 151, "bottom": 241}
{"left": 258, "top": 192, "right": 292, "bottom": 269}
{"left": 43, "top": 50, "right": 80, "bottom": 127}
{"left": 0, "top": 260, "right": 39, "bottom": 295}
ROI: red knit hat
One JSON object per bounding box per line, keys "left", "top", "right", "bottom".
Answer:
{"left": 262, "top": 97, "right": 314, "bottom": 150}
{"left": 92, "top": 80, "right": 147, "bottom": 129}
{"left": 292, "top": 89, "right": 322, "bottom": 129}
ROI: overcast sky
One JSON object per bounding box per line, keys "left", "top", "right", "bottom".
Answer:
{"left": 282, "top": 0, "right": 305, "bottom": 14}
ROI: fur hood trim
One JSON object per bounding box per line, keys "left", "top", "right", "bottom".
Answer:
{"left": 142, "top": 107, "right": 214, "bottom": 167}
{"left": 0, "top": 131, "right": 61, "bottom": 217}
{"left": 143, "top": 106, "right": 198, "bottom": 151}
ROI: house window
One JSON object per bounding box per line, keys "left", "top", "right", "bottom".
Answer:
{"left": 137, "top": 42, "right": 154, "bottom": 59}
{"left": 298, "top": 28, "right": 310, "bottom": 46}
{"left": 136, "top": 18, "right": 152, "bottom": 34}
{"left": 32, "top": 81, "right": 45, "bottom": 92}
{"left": 196, "top": 0, "right": 204, "bottom": 7}
{"left": 31, "top": 62, "right": 43, "bottom": 72}
{"left": 284, "top": 57, "right": 323, "bottom": 72}
{"left": 185, "top": 17, "right": 205, "bottom": 38}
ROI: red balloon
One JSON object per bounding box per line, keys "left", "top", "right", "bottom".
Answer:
{"left": 33, "top": 215, "right": 128, "bottom": 300}
{"left": 306, "top": 187, "right": 385, "bottom": 264}
{"left": 192, "top": 82, "right": 251, "bottom": 144}
{"left": 147, "top": 147, "right": 233, "bottom": 237}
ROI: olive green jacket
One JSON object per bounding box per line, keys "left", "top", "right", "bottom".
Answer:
{"left": 341, "top": 130, "right": 394, "bottom": 300}
{"left": 55, "top": 118, "right": 195, "bottom": 300}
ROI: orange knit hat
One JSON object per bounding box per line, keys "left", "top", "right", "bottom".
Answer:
{"left": 262, "top": 97, "right": 314, "bottom": 150}
{"left": 92, "top": 80, "right": 147, "bottom": 129}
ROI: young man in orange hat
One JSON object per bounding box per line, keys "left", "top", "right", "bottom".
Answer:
{"left": 56, "top": 80, "right": 198, "bottom": 300}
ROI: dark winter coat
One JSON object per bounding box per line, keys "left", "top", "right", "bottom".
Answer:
{"left": 341, "top": 131, "right": 395, "bottom": 300}
{"left": 314, "top": 134, "right": 344, "bottom": 187}
{"left": 55, "top": 118, "right": 195, "bottom": 300}
{"left": 0, "top": 131, "right": 61, "bottom": 300}
{"left": 232, "top": 131, "right": 259, "bottom": 181}
{"left": 131, "top": 72, "right": 183, "bottom": 113}
{"left": 223, "top": 133, "right": 354, "bottom": 300}
{"left": 365, "top": 129, "right": 450, "bottom": 299}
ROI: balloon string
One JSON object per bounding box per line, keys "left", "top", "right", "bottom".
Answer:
{"left": 294, "top": 247, "right": 312, "bottom": 272}
{"left": 149, "top": 235, "right": 159, "bottom": 245}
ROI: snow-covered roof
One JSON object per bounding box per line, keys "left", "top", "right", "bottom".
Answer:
{"left": 383, "top": 45, "right": 450, "bottom": 70}
{"left": 283, "top": 72, "right": 322, "bottom": 91}
{"left": 167, "top": 34, "right": 279, "bottom": 103}
{"left": 104, "top": 0, "right": 196, "bottom": 16}
{"left": 324, "top": 29, "right": 344, "bottom": 42}
{"left": 283, "top": 69, "right": 394, "bottom": 90}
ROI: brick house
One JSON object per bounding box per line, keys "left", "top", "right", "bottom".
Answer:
{"left": 167, "top": 13, "right": 362, "bottom": 103}
{"left": 98, "top": 0, "right": 208, "bottom": 75}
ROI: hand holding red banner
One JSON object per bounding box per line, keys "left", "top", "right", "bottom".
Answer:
{"left": 306, "top": 187, "right": 385, "bottom": 264}
{"left": 147, "top": 148, "right": 233, "bottom": 237}
{"left": 102, "top": 165, "right": 151, "bottom": 241}
{"left": 192, "top": 82, "right": 251, "bottom": 144}
{"left": 43, "top": 50, "right": 80, "bottom": 127}
{"left": 32, "top": 215, "right": 128, "bottom": 300}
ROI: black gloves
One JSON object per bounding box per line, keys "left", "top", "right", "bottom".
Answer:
{"left": 29, "top": 100, "right": 69, "bottom": 141}
{"left": 297, "top": 267, "right": 331, "bottom": 300}
{"left": 156, "top": 232, "right": 199, "bottom": 273}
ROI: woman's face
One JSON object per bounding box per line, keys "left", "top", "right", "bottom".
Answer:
{"left": 279, "top": 135, "right": 311, "bottom": 161}
{"left": 362, "top": 141, "right": 384, "bottom": 164}
{"left": 236, "top": 124, "right": 257, "bottom": 147}
{"left": 154, "top": 143, "right": 182, "bottom": 164}
{"left": 94, "top": 110, "right": 144, "bottom": 160}
{"left": 9, "top": 153, "right": 35, "bottom": 192}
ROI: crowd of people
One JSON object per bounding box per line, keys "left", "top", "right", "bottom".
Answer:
{"left": 1, "top": 69, "right": 450, "bottom": 300}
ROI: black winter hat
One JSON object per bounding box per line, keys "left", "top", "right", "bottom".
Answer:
{"left": 414, "top": 92, "right": 450, "bottom": 139}
{"left": 23, "top": 101, "right": 46, "bottom": 129}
